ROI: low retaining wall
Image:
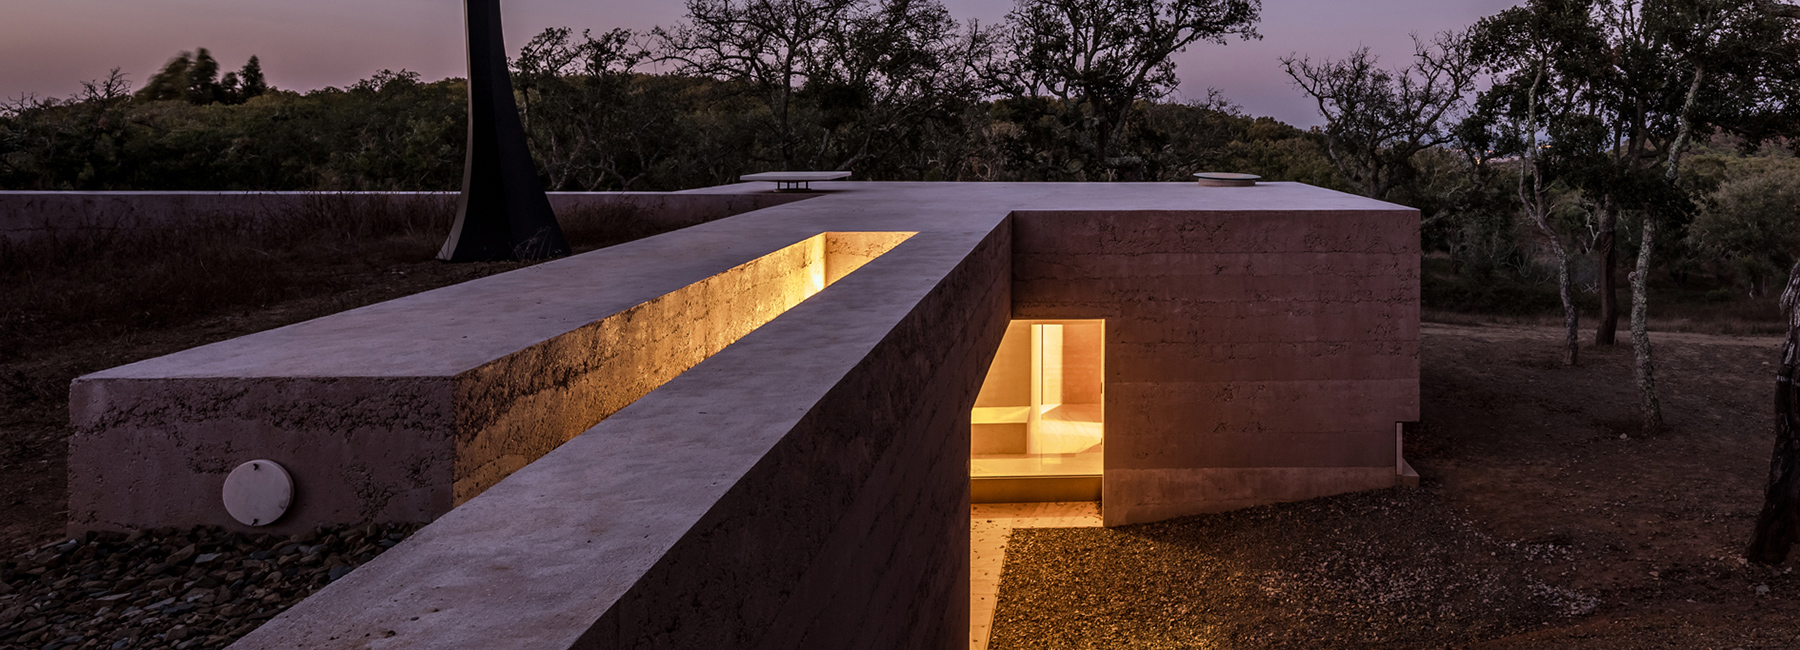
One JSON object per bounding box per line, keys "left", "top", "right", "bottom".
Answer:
{"left": 70, "top": 231, "right": 915, "bottom": 532}
{"left": 0, "top": 191, "right": 808, "bottom": 243}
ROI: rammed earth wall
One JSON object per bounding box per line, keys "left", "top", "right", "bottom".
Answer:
{"left": 64, "top": 182, "right": 1417, "bottom": 649}
{"left": 1010, "top": 210, "right": 1420, "bottom": 525}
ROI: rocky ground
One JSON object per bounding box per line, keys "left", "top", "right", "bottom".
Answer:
{"left": 990, "top": 322, "right": 1800, "bottom": 649}
{"left": 0, "top": 523, "right": 421, "bottom": 650}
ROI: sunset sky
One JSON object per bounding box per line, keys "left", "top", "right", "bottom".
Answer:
{"left": 0, "top": 0, "right": 1518, "bottom": 127}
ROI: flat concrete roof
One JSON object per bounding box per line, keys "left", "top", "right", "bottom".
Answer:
{"left": 84, "top": 182, "right": 1404, "bottom": 382}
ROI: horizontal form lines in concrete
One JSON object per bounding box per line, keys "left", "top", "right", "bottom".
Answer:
{"left": 64, "top": 182, "right": 1419, "bottom": 648}
{"left": 1007, "top": 197, "right": 1418, "bottom": 526}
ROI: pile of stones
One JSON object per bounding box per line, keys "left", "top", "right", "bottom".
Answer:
{"left": 0, "top": 523, "right": 421, "bottom": 650}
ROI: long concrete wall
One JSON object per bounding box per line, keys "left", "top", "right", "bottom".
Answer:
{"left": 70, "top": 231, "right": 912, "bottom": 532}
{"left": 226, "top": 204, "right": 1010, "bottom": 649}
{"left": 0, "top": 191, "right": 808, "bottom": 243}
{"left": 1011, "top": 209, "right": 1420, "bottom": 525}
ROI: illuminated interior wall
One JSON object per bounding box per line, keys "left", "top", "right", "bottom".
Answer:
{"left": 970, "top": 319, "right": 1104, "bottom": 477}
{"left": 454, "top": 231, "right": 915, "bottom": 504}
{"left": 1011, "top": 208, "right": 1421, "bottom": 525}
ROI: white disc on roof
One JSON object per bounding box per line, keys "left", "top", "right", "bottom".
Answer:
{"left": 1194, "top": 172, "right": 1261, "bottom": 186}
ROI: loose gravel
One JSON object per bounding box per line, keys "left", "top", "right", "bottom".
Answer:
{"left": 0, "top": 523, "right": 420, "bottom": 650}
{"left": 989, "top": 488, "right": 1596, "bottom": 649}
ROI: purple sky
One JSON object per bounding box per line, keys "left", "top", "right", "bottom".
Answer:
{"left": 1, "top": 0, "right": 1519, "bottom": 127}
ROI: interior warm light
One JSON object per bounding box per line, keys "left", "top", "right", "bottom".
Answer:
{"left": 457, "top": 230, "right": 914, "bottom": 503}
{"left": 970, "top": 320, "right": 1104, "bottom": 479}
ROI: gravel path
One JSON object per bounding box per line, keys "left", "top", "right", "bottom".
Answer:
{"left": 988, "top": 488, "right": 1595, "bottom": 649}
{"left": 0, "top": 523, "right": 420, "bottom": 650}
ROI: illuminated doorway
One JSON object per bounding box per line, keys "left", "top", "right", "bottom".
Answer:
{"left": 970, "top": 320, "right": 1103, "bottom": 502}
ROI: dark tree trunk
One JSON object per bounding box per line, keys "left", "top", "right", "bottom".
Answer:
{"left": 1595, "top": 205, "right": 1619, "bottom": 346}
{"left": 1747, "top": 262, "right": 1800, "bottom": 564}
{"left": 1629, "top": 220, "right": 1663, "bottom": 432}
{"left": 438, "top": 0, "right": 570, "bottom": 262}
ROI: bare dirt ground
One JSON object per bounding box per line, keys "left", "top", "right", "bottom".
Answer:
{"left": 991, "top": 322, "right": 1800, "bottom": 649}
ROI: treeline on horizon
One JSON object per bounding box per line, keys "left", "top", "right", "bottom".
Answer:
{"left": 0, "top": 34, "right": 1342, "bottom": 195}
{"left": 3, "top": 0, "right": 1800, "bottom": 315}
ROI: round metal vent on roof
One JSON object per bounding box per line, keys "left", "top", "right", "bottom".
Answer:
{"left": 1194, "top": 172, "right": 1260, "bottom": 187}
{"left": 222, "top": 459, "right": 294, "bottom": 527}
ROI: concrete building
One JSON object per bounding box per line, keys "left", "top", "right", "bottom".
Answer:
{"left": 65, "top": 181, "right": 1419, "bottom": 648}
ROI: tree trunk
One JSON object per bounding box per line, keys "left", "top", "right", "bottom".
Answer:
{"left": 1596, "top": 203, "right": 1619, "bottom": 346}
{"left": 1519, "top": 62, "right": 1577, "bottom": 365}
{"left": 1624, "top": 64, "right": 1702, "bottom": 432}
{"left": 1746, "top": 261, "right": 1800, "bottom": 564}
{"left": 1533, "top": 210, "right": 1579, "bottom": 366}
{"left": 1558, "top": 251, "right": 1580, "bottom": 366}
{"left": 1629, "top": 219, "right": 1664, "bottom": 432}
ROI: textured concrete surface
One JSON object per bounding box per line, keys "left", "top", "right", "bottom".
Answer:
{"left": 1009, "top": 206, "right": 1420, "bottom": 525}
{"left": 70, "top": 231, "right": 911, "bottom": 534}
{"left": 65, "top": 182, "right": 1416, "bottom": 649}
{"left": 0, "top": 190, "right": 807, "bottom": 243}
{"left": 228, "top": 193, "right": 1012, "bottom": 650}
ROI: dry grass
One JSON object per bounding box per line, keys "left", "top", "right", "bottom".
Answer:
{"left": 1420, "top": 256, "right": 1788, "bottom": 338}
{"left": 0, "top": 195, "right": 708, "bottom": 357}
{"left": 1422, "top": 307, "right": 1789, "bottom": 337}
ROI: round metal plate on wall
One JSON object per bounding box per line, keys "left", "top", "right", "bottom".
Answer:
{"left": 222, "top": 459, "right": 293, "bottom": 527}
{"left": 1194, "top": 172, "right": 1261, "bottom": 187}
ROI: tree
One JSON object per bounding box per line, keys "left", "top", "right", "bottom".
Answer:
{"left": 1282, "top": 31, "right": 1477, "bottom": 201}
{"left": 219, "top": 55, "right": 270, "bottom": 105}
{"left": 513, "top": 27, "right": 656, "bottom": 189}
{"left": 1467, "top": 0, "right": 1609, "bottom": 366}
{"left": 1687, "top": 167, "right": 1800, "bottom": 296}
{"left": 1577, "top": 0, "right": 1670, "bottom": 348}
{"left": 0, "top": 68, "right": 137, "bottom": 190}
{"left": 1623, "top": 0, "right": 1794, "bottom": 431}
{"left": 186, "top": 48, "right": 222, "bottom": 105}
{"left": 137, "top": 52, "right": 193, "bottom": 102}
{"left": 655, "top": 0, "right": 858, "bottom": 169}
{"left": 993, "top": 0, "right": 1261, "bottom": 179}
{"left": 135, "top": 49, "right": 267, "bottom": 106}
{"left": 238, "top": 56, "right": 269, "bottom": 100}
{"left": 1747, "top": 259, "right": 1800, "bottom": 564}
{"left": 438, "top": 0, "right": 569, "bottom": 262}
{"left": 806, "top": 0, "right": 995, "bottom": 175}
{"left": 655, "top": 0, "right": 988, "bottom": 174}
